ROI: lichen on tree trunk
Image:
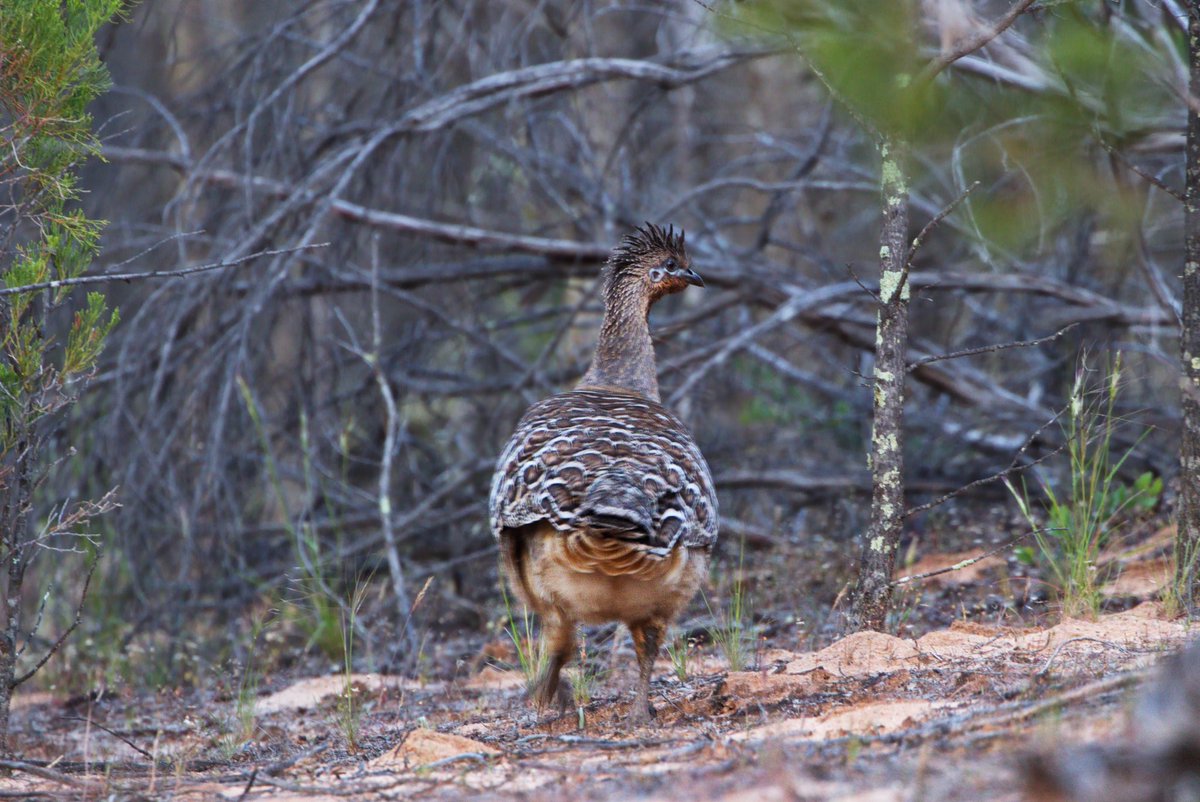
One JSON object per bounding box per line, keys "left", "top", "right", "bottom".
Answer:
{"left": 1178, "top": 1, "right": 1200, "bottom": 613}
{"left": 848, "top": 137, "right": 911, "bottom": 632}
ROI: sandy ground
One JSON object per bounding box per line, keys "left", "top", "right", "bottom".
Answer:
{"left": 2, "top": 530, "right": 1195, "bottom": 800}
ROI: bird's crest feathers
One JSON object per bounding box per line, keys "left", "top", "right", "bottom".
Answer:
{"left": 609, "top": 222, "right": 687, "bottom": 275}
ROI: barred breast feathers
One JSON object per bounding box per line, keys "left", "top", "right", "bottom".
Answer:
{"left": 489, "top": 389, "right": 719, "bottom": 554}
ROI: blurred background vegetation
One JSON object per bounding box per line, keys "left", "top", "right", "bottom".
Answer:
{"left": 1, "top": 0, "right": 1191, "bottom": 691}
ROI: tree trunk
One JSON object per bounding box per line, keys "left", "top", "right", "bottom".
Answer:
{"left": 0, "top": 425, "right": 33, "bottom": 756}
{"left": 1178, "top": 1, "right": 1200, "bottom": 614}
{"left": 848, "top": 137, "right": 911, "bottom": 632}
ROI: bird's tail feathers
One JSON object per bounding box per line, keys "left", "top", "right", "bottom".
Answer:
{"left": 578, "top": 469, "right": 655, "bottom": 538}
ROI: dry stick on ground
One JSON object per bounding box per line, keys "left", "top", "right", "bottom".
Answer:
{"left": 235, "top": 767, "right": 258, "bottom": 802}
{"left": 0, "top": 760, "right": 108, "bottom": 792}
{"left": 57, "top": 716, "right": 155, "bottom": 761}
{"left": 1035, "top": 637, "right": 1130, "bottom": 677}
{"left": 776, "top": 667, "right": 1153, "bottom": 755}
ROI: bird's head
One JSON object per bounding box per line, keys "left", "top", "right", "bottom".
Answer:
{"left": 607, "top": 223, "right": 703, "bottom": 306}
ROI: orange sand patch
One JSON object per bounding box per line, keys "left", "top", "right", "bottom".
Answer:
{"left": 780, "top": 603, "right": 1187, "bottom": 676}
{"left": 257, "top": 674, "right": 440, "bottom": 715}
{"left": 784, "top": 631, "right": 920, "bottom": 677}
{"left": 372, "top": 729, "right": 499, "bottom": 769}
{"left": 721, "top": 668, "right": 832, "bottom": 703}
{"left": 1102, "top": 558, "right": 1171, "bottom": 599}
{"left": 733, "top": 699, "right": 954, "bottom": 742}
{"left": 462, "top": 666, "right": 527, "bottom": 691}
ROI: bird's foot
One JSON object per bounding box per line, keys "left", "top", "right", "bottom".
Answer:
{"left": 628, "top": 698, "right": 657, "bottom": 726}
{"left": 530, "top": 673, "right": 573, "bottom": 714}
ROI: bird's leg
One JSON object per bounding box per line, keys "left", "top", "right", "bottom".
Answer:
{"left": 531, "top": 612, "right": 575, "bottom": 712}
{"left": 629, "top": 621, "right": 663, "bottom": 725}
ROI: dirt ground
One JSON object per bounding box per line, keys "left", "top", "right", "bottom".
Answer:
{"left": 2, "top": 526, "right": 1195, "bottom": 801}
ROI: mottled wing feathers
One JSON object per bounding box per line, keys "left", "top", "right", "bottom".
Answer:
{"left": 489, "top": 389, "right": 718, "bottom": 553}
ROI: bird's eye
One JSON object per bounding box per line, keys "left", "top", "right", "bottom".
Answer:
{"left": 664, "top": 258, "right": 677, "bottom": 271}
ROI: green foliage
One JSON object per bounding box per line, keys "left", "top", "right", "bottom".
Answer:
{"left": 0, "top": 3, "right": 123, "bottom": 729}
{"left": 238, "top": 380, "right": 352, "bottom": 661}
{"left": 64, "top": 292, "right": 119, "bottom": 376}
{"left": 502, "top": 589, "right": 547, "bottom": 694}
{"left": 730, "top": 0, "right": 1175, "bottom": 256}
{"left": 0, "top": 0, "right": 121, "bottom": 157}
{"left": 335, "top": 580, "right": 369, "bottom": 751}
{"left": 665, "top": 630, "right": 691, "bottom": 682}
{"left": 219, "top": 610, "right": 273, "bottom": 756}
{"left": 1005, "top": 354, "right": 1153, "bottom": 618}
{"left": 1, "top": 0, "right": 122, "bottom": 444}
{"left": 764, "top": 0, "right": 938, "bottom": 139}
{"left": 705, "top": 544, "right": 756, "bottom": 672}
{"left": 567, "top": 636, "right": 604, "bottom": 730}
{"left": 1108, "top": 472, "right": 1162, "bottom": 519}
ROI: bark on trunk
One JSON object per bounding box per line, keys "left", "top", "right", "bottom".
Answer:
{"left": 0, "top": 426, "right": 32, "bottom": 756}
{"left": 1178, "top": 1, "right": 1200, "bottom": 614}
{"left": 848, "top": 137, "right": 911, "bottom": 632}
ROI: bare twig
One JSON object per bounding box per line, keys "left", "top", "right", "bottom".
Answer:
{"left": 12, "top": 552, "right": 100, "bottom": 687}
{"left": 57, "top": 716, "right": 155, "bottom": 760}
{"left": 368, "top": 235, "right": 417, "bottom": 657}
{"left": 890, "top": 529, "right": 1044, "bottom": 586}
{"left": 0, "top": 759, "right": 104, "bottom": 791}
{"left": 397, "top": 52, "right": 763, "bottom": 132}
{"left": 0, "top": 244, "right": 329, "bottom": 298}
{"left": 105, "top": 146, "right": 609, "bottom": 259}
{"left": 666, "top": 281, "right": 861, "bottom": 405}
{"left": 903, "top": 181, "right": 980, "bottom": 276}
{"left": 906, "top": 323, "right": 1079, "bottom": 372}
{"left": 236, "top": 767, "right": 259, "bottom": 801}
{"left": 1035, "top": 637, "right": 1130, "bottom": 677}
{"left": 917, "top": 0, "right": 1040, "bottom": 84}
{"left": 903, "top": 408, "right": 1066, "bottom": 519}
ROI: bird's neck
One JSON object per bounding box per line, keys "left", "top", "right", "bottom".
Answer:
{"left": 577, "top": 281, "right": 659, "bottom": 400}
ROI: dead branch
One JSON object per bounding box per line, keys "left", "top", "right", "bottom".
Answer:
{"left": 903, "top": 406, "right": 1065, "bottom": 518}
{"left": 906, "top": 323, "right": 1079, "bottom": 372}
{"left": 103, "top": 146, "right": 610, "bottom": 260}
{"left": 918, "top": 0, "right": 1040, "bottom": 84}
{"left": 13, "top": 553, "right": 100, "bottom": 687}
{"left": 903, "top": 181, "right": 980, "bottom": 278}
{"left": 666, "top": 281, "right": 863, "bottom": 405}
{"left": 367, "top": 236, "right": 417, "bottom": 656}
{"left": 0, "top": 760, "right": 105, "bottom": 792}
{"left": 890, "top": 529, "right": 1038, "bottom": 586}
{"left": 397, "top": 52, "right": 766, "bottom": 133}
{"left": 0, "top": 244, "right": 330, "bottom": 298}
{"left": 1035, "top": 637, "right": 1131, "bottom": 677}
{"left": 56, "top": 716, "right": 155, "bottom": 760}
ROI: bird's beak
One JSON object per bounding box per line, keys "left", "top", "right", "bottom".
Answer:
{"left": 682, "top": 268, "right": 705, "bottom": 288}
